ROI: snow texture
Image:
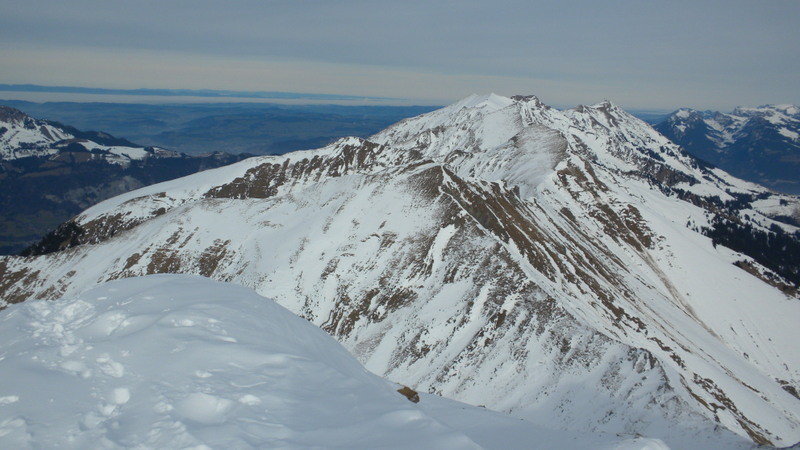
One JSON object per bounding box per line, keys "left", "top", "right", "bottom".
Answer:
{"left": 0, "top": 275, "right": 674, "bottom": 449}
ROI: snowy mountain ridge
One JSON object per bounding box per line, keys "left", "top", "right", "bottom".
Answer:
{"left": 0, "top": 105, "right": 178, "bottom": 164}
{"left": 662, "top": 105, "right": 800, "bottom": 148}
{"left": 655, "top": 104, "right": 800, "bottom": 193}
{"left": 1, "top": 94, "right": 799, "bottom": 447}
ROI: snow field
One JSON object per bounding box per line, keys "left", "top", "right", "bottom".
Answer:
{"left": 0, "top": 275, "right": 679, "bottom": 449}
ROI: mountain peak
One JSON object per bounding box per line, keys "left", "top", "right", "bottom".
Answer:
{"left": 0, "top": 105, "right": 29, "bottom": 123}
{"left": 591, "top": 99, "right": 616, "bottom": 109}
{"left": 673, "top": 107, "right": 698, "bottom": 118}
{"left": 569, "top": 100, "right": 623, "bottom": 115}
{"left": 510, "top": 94, "right": 544, "bottom": 107}
{"left": 453, "top": 93, "right": 514, "bottom": 111}
{"left": 773, "top": 104, "right": 800, "bottom": 115}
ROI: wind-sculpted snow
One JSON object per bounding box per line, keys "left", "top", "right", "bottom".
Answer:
{"left": 1, "top": 94, "right": 799, "bottom": 447}
{"left": 2, "top": 275, "right": 678, "bottom": 449}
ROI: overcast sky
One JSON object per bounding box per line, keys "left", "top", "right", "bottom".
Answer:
{"left": 1, "top": 0, "right": 798, "bottom": 110}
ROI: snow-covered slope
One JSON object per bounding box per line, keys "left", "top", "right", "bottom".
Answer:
{"left": 0, "top": 105, "right": 71, "bottom": 159}
{"left": 2, "top": 95, "right": 799, "bottom": 447}
{"left": 655, "top": 105, "right": 800, "bottom": 193}
{"left": 0, "top": 274, "right": 678, "bottom": 449}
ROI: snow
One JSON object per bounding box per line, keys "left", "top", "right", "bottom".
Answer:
{"left": 668, "top": 105, "right": 799, "bottom": 150}
{"left": 0, "top": 275, "right": 669, "bottom": 449}
{"left": 76, "top": 141, "right": 151, "bottom": 164}
{"left": 779, "top": 127, "right": 799, "bottom": 140}
{"left": 455, "top": 93, "right": 515, "bottom": 111}
{"left": 0, "top": 106, "right": 164, "bottom": 164}
{"left": 0, "top": 116, "right": 68, "bottom": 159}
{"left": 772, "top": 104, "right": 799, "bottom": 115}
{"left": 2, "top": 94, "right": 798, "bottom": 447}
{"left": 732, "top": 105, "right": 799, "bottom": 126}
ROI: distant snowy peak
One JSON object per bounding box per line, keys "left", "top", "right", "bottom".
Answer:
{"left": 0, "top": 105, "right": 72, "bottom": 158}
{"left": 655, "top": 103, "right": 800, "bottom": 193}
{"left": 0, "top": 105, "right": 175, "bottom": 164}
{"left": 660, "top": 104, "right": 800, "bottom": 147}
{"left": 732, "top": 104, "right": 800, "bottom": 123}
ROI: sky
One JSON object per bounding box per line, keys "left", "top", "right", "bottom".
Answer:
{"left": 0, "top": 0, "right": 798, "bottom": 110}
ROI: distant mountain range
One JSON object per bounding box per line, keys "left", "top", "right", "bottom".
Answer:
{"left": 3, "top": 94, "right": 799, "bottom": 447}
{"left": 0, "top": 100, "right": 438, "bottom": 156}
{"left": 655, "top": 105, "right": 800, "bottom": 194}
{"left": 0, "top": 105, "right": 250, "bottom": 254}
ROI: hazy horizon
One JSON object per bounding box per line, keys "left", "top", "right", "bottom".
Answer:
{"left": 0, "top": 84, "right": 757, "bottom": 115}
{"left": 1, "top": 1, "right": 798, "bottom": 111}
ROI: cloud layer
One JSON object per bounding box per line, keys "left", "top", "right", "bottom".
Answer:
{"left": 1, "top": 0, "right": 798, "bottom": 109}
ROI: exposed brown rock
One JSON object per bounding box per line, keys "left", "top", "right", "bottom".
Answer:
{"left": 397, "top": 385, "right": 420, "bottom": 403}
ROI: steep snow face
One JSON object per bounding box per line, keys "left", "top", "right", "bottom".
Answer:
{"left": 2, "top": 95, "right": 799, "bottom": 447}
{"left": 1, "top": 275, "right": 677, "bottom": 449}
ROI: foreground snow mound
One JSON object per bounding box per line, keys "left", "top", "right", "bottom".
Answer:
{"left": 0, "top": 275, "right": 468, "bottom": 448}
{"left": 0, "top": 275, "right": 669, "bottom": 449}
